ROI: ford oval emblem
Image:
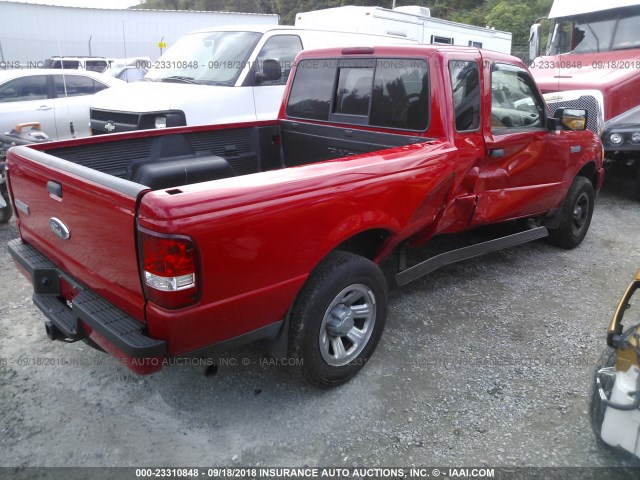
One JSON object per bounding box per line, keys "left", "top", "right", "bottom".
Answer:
{"left": 49, "top": 217, "right": 70, "bottom": 240}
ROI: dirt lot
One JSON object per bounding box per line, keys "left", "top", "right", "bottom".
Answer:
{"left": 1, "top": 177, "right": 640, "bottom": 476}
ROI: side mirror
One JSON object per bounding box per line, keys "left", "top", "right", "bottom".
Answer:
{"left": 529, "top": 23, "right": 542, "bottom": 61}
{"left": 255, "top": 59, "right": 282, "bottom": 84}
{"left": 555, "top": 108, "right": 587, "bottom": 131}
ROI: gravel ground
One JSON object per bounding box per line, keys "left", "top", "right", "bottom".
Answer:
{"left": 1, "top": 177, "right": 640, "bottom": 476}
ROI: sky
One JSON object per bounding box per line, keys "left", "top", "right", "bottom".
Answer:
{"left": 5, "top": 0, "right": 142, "bottom": 8}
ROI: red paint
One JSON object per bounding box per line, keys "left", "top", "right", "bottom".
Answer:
{"left": 83, "top": 326, "right": 163, "bottom": 375}
{"left": 532, "top": 50, "right": 640, "bottom": 122}
{"left": 8, "top": 155, "right": 145, "bottom": 321}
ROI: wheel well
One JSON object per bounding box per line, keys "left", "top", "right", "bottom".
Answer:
{"left": 335, "top": 229, "right": 392, "bottom": 260}
{"left": 577, "top": 162, "right": 597, "bottom": 187}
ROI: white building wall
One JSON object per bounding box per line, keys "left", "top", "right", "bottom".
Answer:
{"left": 0, "top": 1, "right": 278, "bottom": 65}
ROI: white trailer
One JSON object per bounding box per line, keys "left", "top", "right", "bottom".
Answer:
{"left": 295, "top": 5, "right": 512, "bottom": 54}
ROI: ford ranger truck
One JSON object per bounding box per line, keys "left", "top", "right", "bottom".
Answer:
{"left": 6, "top": 45, "right": 604, "bottom": 387}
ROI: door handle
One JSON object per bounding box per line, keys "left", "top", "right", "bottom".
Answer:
{"left": 37, "top": 105, "right": 52, "bottom": 111}
{"left": 47, "top": 180, "right": 62, "bottom": 199}
{"left": 489, "top": 149, "right": 505, "bottom": 158}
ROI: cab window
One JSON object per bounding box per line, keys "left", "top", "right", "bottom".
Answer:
{"left": 286, "top": 59, "right": 335, "bottom": 121}
{"left": 370, "top": 59, "right": 429, "bottom": 131}
{"left": 449, "top": 60, "right": 480, "bottom": 131}
{"left": 286, "top": 57, "right": 429, "bottom": 131}
{"left": 334, "top": 63, "right": 374, "bottom": 118}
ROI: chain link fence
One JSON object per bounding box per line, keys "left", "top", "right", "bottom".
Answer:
{"left": 510, "top": 44, "right": 531, "bottom": 66}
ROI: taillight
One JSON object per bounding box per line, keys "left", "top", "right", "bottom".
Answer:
{"left": 138, "top": 228, "right": 199, "bottom": 309}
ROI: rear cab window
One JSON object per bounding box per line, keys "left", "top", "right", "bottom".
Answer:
{"left": 286, "top": 57, "right": 429, "bottom": 132}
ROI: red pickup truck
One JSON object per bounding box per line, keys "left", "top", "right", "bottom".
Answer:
{"left": 6, "top": 45, "right": 603, "bottom": 387}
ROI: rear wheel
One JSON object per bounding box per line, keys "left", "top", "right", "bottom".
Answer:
{"left": 289, "top": 251, "right": 388, "bottom": 388}
{"left": 548, "top": 176, "right": 594, "bottom": 249}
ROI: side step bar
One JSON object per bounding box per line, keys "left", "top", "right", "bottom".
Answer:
{"left": 395, "top": 226, "right": 549, "bottom": 286}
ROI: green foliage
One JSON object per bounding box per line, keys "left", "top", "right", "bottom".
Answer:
{"left": 135, "top": 0, "right": 556, "bottom": 46}
{"left": 485, "top": 1, "right": 534, "bottom": 44}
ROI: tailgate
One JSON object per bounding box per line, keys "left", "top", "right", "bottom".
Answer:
{"left": 7, "top": 145, "right": 148, "bottom": 321}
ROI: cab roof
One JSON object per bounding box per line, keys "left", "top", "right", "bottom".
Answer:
{"left": 294, "top": 44, "right": 526, "bottom": 69}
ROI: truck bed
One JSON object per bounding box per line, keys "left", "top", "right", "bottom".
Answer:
{"left": 36, "top": 121, "right": 426, "bottom": 191}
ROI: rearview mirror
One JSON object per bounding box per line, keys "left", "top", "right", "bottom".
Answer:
{"left": 255, "top": 59, "right": 282, "bottom": 84}
{"left": 529, "top": 23, "right": 542, "bottom": 61}
{"left": 555, "top": 108, "right": 587, "bottom": 131}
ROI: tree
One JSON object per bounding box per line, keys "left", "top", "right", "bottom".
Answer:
{"left": 485, "top": 0, "right": 534, "bottom": 44}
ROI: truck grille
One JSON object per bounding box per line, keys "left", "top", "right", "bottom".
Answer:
{"left": 90, "top": 109, "right": 140, "bottom": 126}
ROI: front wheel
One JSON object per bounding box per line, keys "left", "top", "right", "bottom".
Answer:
{"left": 289, "top": 251, "right": 388, "bottom": 388}
{"left": 548, "top": 176, "right": 595, "bottom": 249}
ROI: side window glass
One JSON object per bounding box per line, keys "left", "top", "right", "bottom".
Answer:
{"left": 256, "top": 35, "right": 303, "bottom": 86}
{"left": 449, "top": 60, "right": 480, "bottom": 131}
{"left": 60, "top": 60, "right": 80, "bottom": 69}
{"left": 0, "top": 75, "right": 48, "bottom": 102}
{"left": 286, "top": 59, "right": 335, "bottom": 121}
{"left": 370, "top": 59, "right": 429, "bottom": 131}
{"left": 54, "top": 75, "right": 97, "bottom": 97}
{"left": 86, "top": 61, "right": 108, "bottom": 72}
{"left": 491, "top": 65, "right": 544, "bottom": 131}
{"left": 94, "top": 80, "right": 109, "bottom": 92}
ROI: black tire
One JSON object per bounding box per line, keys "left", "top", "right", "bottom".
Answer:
{"left": 589, "top": 346, "right": 616, "bottom": 440}
{"left": 548, "top": 176, "right": 595, "bottom": 249}
{"left": 634, "top": 167, "right": 640, "bottom": 202}
{"left": 289, "top": 251, "right": 388, "bottom": 388}
{"left": 0, "top": 191, "right": 12, "bottom": 224}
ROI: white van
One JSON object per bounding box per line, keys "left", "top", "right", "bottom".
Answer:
{"left": 89, "top": 25, "right": 417, "bottom": 134}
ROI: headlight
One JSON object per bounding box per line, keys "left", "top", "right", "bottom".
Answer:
{"left": 609, "top": 133, "right": 623, "bottom": 145}
{"left": 631, "top": 132, "right": 640, "bottom": 143}
{"left": 155, "top": 116, "right": 167, "bottom": 129}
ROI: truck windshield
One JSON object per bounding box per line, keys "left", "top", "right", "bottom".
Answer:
{"left": 145, "top": 31, "right": 262, "bottom": 85}
{"left": 547, "top": 6, "right": 640, "bottom": 54}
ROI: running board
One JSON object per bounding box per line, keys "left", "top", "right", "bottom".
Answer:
{"left": 395, "top": 226, "right": 549, "bottom": 287}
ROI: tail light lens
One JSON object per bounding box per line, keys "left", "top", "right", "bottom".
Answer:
{"left": 138, "top": 228, "right": 199, "bottom": 309}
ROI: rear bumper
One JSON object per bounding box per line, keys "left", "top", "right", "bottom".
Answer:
{"left": 8, "top": 238, "right": 166, "bottom": 373}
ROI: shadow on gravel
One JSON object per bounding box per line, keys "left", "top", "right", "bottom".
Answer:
{"left": 600, "top": 174, "right": 638, "bottom": 202}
